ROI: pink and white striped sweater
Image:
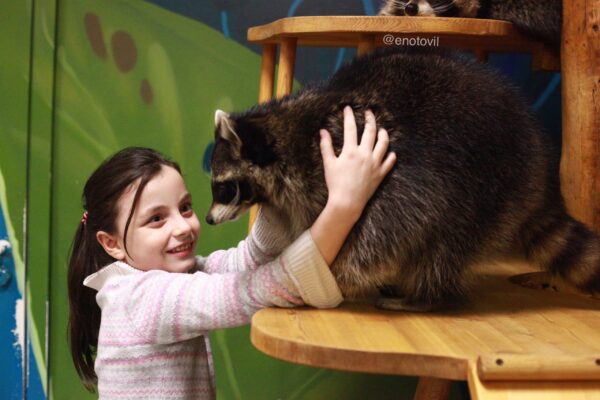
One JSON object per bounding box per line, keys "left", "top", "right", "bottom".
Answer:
{"left": 83, "top": 211, "right": 343, "bottom": 399}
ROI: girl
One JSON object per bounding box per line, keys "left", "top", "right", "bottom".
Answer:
{"left": 68, "top": 107, "right": 396, "bottom": 399}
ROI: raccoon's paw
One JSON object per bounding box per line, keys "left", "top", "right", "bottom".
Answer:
{"left": 509, "top": 272, "right": 559, "bottom": 292}
{"left": 375, "top": 297, "right": 435, "bottom": 312}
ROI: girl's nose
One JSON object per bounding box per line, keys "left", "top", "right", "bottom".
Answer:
{"left": 173, "top": 216, "right": 193, "bottom": 237}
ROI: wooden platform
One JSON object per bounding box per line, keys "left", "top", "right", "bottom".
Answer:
{"left": 251, "top": 261, "right": 600, "bottom": 398}
{"left": 247, "top": 16, "right": 559, "bottom": 70}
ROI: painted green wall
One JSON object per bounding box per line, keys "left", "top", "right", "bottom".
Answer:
{"left": 2, "top": 0, "right": 469, "bottom": 398}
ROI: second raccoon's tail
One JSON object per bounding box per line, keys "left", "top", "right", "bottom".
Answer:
{"left": 520, "top": 211, "right": 600, "bottom": 294}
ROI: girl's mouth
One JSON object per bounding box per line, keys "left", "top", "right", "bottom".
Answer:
{"left": 167, "top": 242, "right": 193, "bottom": 254}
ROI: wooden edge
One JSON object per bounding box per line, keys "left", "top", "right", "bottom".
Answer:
{"left": 250, "top": 312, "right": 467, "bottom": 380}
{"left": 477, "top": 354, "right": 600, "bottom": 381}
{"left": 468, "top": 360, "right": 600, "bottom": 400}
{"left": 248, "top": 16, "right": 523, "bottom": 42}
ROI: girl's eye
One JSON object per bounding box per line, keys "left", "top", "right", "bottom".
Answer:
{"left": 147, "top": 215, "right": 163, "bottom": 224}
{"left": 181, "top": 203, "right": 193, "bottom": 214}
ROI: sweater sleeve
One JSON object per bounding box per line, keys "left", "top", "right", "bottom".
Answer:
{"left": 200, "top": 207, "right": 295, "bottom": 274}
{"left": 119, "top": 230, "right": 343, "bottom": 344}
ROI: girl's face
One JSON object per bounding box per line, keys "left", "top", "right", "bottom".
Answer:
{"left": 112, "top": 165, "right": 201, "bottom": 273}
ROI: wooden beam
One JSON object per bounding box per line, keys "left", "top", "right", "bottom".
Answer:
{"left": 560, "top": 0, "right": 600, "bottom": 232}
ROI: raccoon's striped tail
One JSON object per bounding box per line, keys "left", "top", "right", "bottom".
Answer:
{"left": 520, "top": 212, "right": 600, "bottom": 294}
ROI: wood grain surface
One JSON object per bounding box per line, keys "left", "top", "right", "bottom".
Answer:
{"left": 251, "top": 261, "right": 600, "bottom": 381}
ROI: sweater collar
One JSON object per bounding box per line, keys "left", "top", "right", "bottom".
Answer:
{"left": 83, "top": 261, "right": 141, "bottom": 291}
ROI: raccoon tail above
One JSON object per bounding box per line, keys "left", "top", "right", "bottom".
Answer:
{"left": 520, "top": 212, "right": 600, "bottom": 295}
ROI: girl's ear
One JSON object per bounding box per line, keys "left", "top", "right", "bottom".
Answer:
{"left": 96, "top": 231, "right": 126, "bottom": 261}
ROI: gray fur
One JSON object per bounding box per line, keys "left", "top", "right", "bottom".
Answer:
{"left": 379, "top": 0, "right": 562, "bottom": 49}
{"left": 208, "top": 49, "right": 600, "bottom": 310}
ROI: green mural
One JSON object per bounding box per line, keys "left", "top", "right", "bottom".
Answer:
{"left": 2, "top": 0, "right": 468, "bottom": 398}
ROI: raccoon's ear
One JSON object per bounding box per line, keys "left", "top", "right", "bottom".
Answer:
{"left": 215, "top": 109, "right": 241, "bottom": 146}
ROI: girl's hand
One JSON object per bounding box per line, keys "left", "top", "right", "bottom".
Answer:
{"left": 319, "top": 106, "right": 397, "bottom": 222}
{"left": 310, "top": 107, "right": 396, "bottom": 265}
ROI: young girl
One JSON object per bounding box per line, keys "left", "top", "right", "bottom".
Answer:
{"left": 68, "top": 107, "right": 396, "bottom": 399}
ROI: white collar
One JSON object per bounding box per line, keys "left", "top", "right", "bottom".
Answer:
{"left": 83, "top": 261, "right": 141, "bottom": 291}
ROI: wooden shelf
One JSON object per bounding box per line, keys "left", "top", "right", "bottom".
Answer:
{"left": 252, "top": 261, "right": 600, "bottom": 381}
{"left": 247, "top": 16, "right": 559, "bottom": 70}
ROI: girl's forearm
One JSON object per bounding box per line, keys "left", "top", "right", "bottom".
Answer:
{"left": 309, "top": 200, "right": 360, "bottom": 266}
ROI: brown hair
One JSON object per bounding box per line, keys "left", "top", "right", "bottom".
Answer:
{"left": 67, "top": 147, "right": 180, "bottom": 391}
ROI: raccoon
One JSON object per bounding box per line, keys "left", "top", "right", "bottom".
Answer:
{"left": 206, "top": 48, "right": 600, "bottom": 311}
{"left": 379, "top": 0, "right": 562, "bottom": 49}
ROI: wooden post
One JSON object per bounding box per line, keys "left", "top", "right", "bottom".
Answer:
{"left": 249, "top": 44, "right": 277, "bottom": 230}
{"left": 560, "top": 0, "right": 600, "bottom": 232}
{"left": 276, "top": 37, "right": 297, "bottom": 97}
{"left": 357, "top": 34, "right": 376, "bottom": 56}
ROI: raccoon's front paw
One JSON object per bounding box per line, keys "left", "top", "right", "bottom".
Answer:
{"left": 508, "top": 272, "right": 558, "bottom": 291}
{"left": 375, "top": 297, "right": 434, "bottom": 312}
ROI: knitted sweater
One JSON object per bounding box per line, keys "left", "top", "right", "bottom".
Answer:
{"left": 83, "top": 211, "right": 343, "bottom": 400}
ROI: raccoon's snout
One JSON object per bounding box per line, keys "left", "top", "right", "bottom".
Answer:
{"left": 405, "top": 2, "right": 419, "bottom": 15}
{"left": 206, "top": 203, "right": 249, "bottom": 225}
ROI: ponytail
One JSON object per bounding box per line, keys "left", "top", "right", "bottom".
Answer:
{"left": 67, "top": 221, "right": 113, "bottom": 391}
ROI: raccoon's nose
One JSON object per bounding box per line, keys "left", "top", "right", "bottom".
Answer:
{"left": 405, "top": 2, "right": 419, "bottom": 15}
{"left": 206, "top": 214, "right": 215, "bottom": 225}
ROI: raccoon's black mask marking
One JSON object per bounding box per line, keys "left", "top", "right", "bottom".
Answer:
{"left": 395, "top": 0, "right": 460, "bottom": 16}
{"left": 235, "top": 118, "right": 279, "bottom": 167}
{"left": 212, "top": 179, "right": 256, "bottom": 205}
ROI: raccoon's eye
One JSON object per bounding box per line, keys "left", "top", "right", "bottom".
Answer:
{"left": 214, "top": 181, "right": 238, "bottom": 204}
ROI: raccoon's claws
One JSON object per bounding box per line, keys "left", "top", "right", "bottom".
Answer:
{"left": 375, "top": 297, "right": 435, "bottom": 312}
{"left": 509, "top": 272, "right": 558, "bottom": 291}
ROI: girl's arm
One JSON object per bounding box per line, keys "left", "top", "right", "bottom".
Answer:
{"left": 311, "top": 106, "right": 396, "bottom": 265}
{"left": 119, "top": 233, "right": 334, "bottom": 344}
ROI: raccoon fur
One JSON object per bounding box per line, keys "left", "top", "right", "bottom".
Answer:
{"left": 206, "top": 48, "right": 600, "bottom": 311}
{"left": 379, "top": 0, "right": 562, "bottom": 49}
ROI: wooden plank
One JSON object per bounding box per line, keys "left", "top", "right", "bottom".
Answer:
{"left": 468, "top": 361, "right": 600, "bottom": 400}
{"left": 248, "top": 16, "right": 521, "bottom": 42}
{"left": 478, "top": 354, "right": 600, "bottom": 381}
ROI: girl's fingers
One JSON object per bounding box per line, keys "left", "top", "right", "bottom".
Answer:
{"left": 360, "top": 110, "right": 377, "bottom": 150}
{"left": 343, "top": 106, "right": 358, "bottom": 148}
{"left": 373, "top": 128, "right": 390, "bottom": 163}
{"left": 319, "top": 129, "right": 335, "bottom": 164}
{"left": 380, "top": 151, "right": 397, "bottom": 175}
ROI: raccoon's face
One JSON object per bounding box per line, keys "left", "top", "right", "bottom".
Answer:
{"left": 206, "top": 110, "right": 278, "bottom": 225}
{"left": 380, "top": 0, "right": 479, "bottom": 17}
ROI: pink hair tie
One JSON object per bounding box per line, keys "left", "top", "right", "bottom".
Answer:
{"left": 81, "top": 211, "right": 89, "bottom": 226}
